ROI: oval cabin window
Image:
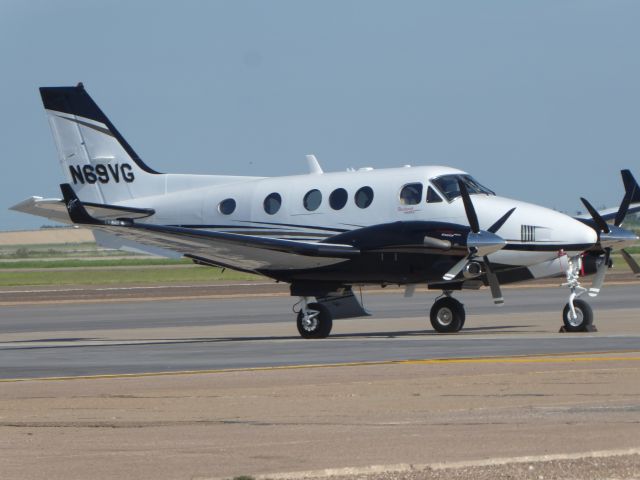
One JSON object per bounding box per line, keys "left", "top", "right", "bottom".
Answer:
{"left": 400, "top": 183, "right": 423, "bottom": 205}
{"left": 218, "top": 198, "right": 236, "bottom": 215}
{"left": 354, "top": 186, "right": 374, "bottom": 209}
{"left": 263, "top": 192, "right": 282, "bottom": 215}
{"left": 329, "top": 188, "right": 348, "bottom": 210}
{"left": 303, "top": 189, "right": 322, "bottom": 211}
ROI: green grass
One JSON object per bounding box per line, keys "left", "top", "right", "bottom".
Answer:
{"left": 612, "top": 253, "right": 639, "bottom": 270}
{"left": 0, "top": 242, "right": 132, "bottom": 259}
{"left": 0, "top": 265, "right": 260, "bottom": 287}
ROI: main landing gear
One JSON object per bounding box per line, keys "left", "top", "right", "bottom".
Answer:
{"left": 296, "top": 297, "right": 333, "bottom": 339}
{"left": 560, "top": 255, "right": 595, "bottom": 332}
{"left": 430, "top": 292, "right": 466, "bottom": 333}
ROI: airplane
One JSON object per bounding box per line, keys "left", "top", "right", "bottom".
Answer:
{"left": 11, "top": 83, "right": 640, "bottom": 338}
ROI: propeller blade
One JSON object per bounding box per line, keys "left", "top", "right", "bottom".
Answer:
{"left": 488, "top": 208, "right": 516, "bottom": 234}
{"left": 483, "top": 256, "right": 504, "bottom": 305}
{"left": 588, "top": 249, "right": 610, "bottom": 297}
{"left": 621, "top": 249, "right": 640, "bottom": 276}
{"left": 580, "top": 197, "right": 610, "bottom": 234}
{"left": 443, "top": 255, "right": 470, "bottom": 281}
{"left": 458, "top": 180, "right": 480, "bottom": 233}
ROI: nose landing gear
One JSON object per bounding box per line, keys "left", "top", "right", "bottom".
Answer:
{"left": 561, "top": 255, "right": 596, "bottom": 332}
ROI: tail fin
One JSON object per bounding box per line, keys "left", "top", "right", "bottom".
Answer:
{"left": 621, "top": 169, "right": 640, "bottom": 204}
{"left": 40, "top": 83, "right": 164, "bottom": 204}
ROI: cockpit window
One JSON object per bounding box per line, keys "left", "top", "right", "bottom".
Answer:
{"left": 426, "top": 186, "right": 442, "bottom": 204}
{"left": 431, "top": 175, "right": 494, "bottom": 202}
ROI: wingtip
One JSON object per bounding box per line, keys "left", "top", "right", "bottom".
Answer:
{"left": 59, "top": 183, "right": 98, "bottom": 225}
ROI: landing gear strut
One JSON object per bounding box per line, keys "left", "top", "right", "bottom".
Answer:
{"left": 296, "top": 297, "right": 333, "bottom": 339}
{"left": 561, "top": 255, "right": 595, "bottom": 332}
{"left": 430, "top": 293, "right": 466, "bottom": 333}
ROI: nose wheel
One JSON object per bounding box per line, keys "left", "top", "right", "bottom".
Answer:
{"left": 560, "top": 254, "right": 597, "bottom": 332}
{"left": 430, "top": 295, "right": 466, "bottom": 333}
{"left": 562, "top": 299, "right": 594, "bottom": 332}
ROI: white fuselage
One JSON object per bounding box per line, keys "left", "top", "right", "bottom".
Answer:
{"left": 119, "top": 164, "right": 597, "bottom": 270}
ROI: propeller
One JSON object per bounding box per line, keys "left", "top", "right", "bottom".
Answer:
{"left": 580, "top": 170, "right": 640, "bottom": 296}
{"left": 442, "top": 180, "right": 516, "bottom": 305}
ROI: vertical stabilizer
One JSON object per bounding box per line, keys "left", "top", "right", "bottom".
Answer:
{"left": 39, "top": 83, "right": 164, "bottom": 203}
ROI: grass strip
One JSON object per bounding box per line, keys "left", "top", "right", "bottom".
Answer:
{"left": 0, "top": 266, "right": 259, "bottom": 287}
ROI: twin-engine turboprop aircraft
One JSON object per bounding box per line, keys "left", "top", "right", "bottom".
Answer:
{"left": 11, "top": 84, "right": 640, "bottom": 338}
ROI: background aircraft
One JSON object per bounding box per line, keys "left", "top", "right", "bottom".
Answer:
{"left": 12, "top": 84, "right": 640, "bottom": 338}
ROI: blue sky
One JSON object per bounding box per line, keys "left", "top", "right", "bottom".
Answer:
{"left": 1, "top": 0, "right": 639, "bottom": 230}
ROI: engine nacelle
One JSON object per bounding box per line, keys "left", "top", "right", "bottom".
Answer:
{"left": 463, "top": 261, "right": 483, "bottom": 279}
{"left": 580, "top": 252, "right": 611, "bottom": 277}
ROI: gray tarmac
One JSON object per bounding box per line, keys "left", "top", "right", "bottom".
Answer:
{"left": 1, "top": 284, "right": 639, "bottom": 379}
{"left": 1, "top": 283, "right": 640, "bottom": 479}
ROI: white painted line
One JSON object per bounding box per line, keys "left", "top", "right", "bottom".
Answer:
{"left": 243, "top": 448, "right": 640, "bottom": 480}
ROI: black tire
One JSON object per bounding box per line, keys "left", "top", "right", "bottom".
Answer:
{"left": 297, "top": 302, "right": 333, "bottom": 339}
{"left": 430, "top": 297, "right": 465, "bottom": 333}
{"left": 562, "top": 299, "right": 594, "bottom": 332}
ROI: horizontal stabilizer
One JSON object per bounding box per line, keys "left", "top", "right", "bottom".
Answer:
{"left": 10, "top": 196, "right": 155, "bottom": 224}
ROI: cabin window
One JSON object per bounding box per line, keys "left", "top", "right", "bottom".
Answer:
{"left": 426, "top": 186, "right": 443, "bottom": 204}
{"left": 263, "top": 192, "right": 282, "bottom": 215}
{"left": 303, "top": 189, "right": 322, "bottom": 211}
{"left": 355, "top": 186, "right": 374, "bottom": 209}
{"left": 329, "top": 188, "right": 348, "bottom": 210}
{"left": 218, "top": 198, "right": 236, "bottom": 215}
{"left": 400, "top": 183, "right": 423, "bottom": 205}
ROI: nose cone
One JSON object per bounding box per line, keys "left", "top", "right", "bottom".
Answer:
{"left": 565, "top": 217, "right": 599, "bottom": 250}
{"left": 475, "top": 196, "right": 598, "bottom": 253}
{"left": 523, "top": 204, "right": 598, "bottom": 250}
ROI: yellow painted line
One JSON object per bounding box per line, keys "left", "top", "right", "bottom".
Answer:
{"left": 1, "top": 350, "right": 639, "bottom": 383}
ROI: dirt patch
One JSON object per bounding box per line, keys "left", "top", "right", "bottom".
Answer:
{"left": 0, "top": 228, "right": 94, "bottom": 246}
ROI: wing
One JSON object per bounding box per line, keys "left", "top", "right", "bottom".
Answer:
{"left": 575, "top": 204, "right": 640, "bottom": 224}
{"left": 59, "top": 184, "right": 358, "bottom": 272}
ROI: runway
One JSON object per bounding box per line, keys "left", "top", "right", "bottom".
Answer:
{"left": 1, "top": 284, "right": 638, "bottom": 380}
{"left": 2, "top": 283, "right": 640, "bottom": 479}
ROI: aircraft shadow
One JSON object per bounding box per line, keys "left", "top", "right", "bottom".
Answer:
{"left": 2, "top": 325, "right": 536, "bottom": 350}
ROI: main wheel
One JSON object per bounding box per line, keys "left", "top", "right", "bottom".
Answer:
{"left": 297, "top": 302, "right": 333, "bottom": 339}
{"left": 562, "top": 299, "right": 593, "bottom": 332}
{"left": 430, "top": 297, "right": 465, "bottom": 333}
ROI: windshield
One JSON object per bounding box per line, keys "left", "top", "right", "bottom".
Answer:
{"left": 431, "top": 174, "right": 495, "bottom": 202}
